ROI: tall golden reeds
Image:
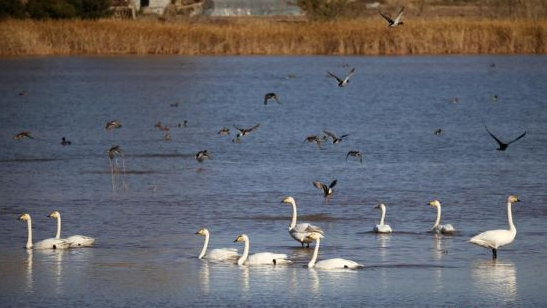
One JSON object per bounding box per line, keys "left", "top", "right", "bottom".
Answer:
{"left": 0, "top": 17, "right": 546, "bottom": 56}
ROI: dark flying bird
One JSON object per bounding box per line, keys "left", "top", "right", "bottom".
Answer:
{"left": 264, "top": 93, "right": 281, "bottom": 105}
{"left": 105, "top": 120, "right": 122, "bottom": 130}
{"left": 434, "top": 129, "right": 443, "bottom": 135}
{"left": 195, "top": 150, "right": 210, "bottom": 163}
{"left": 13, "top": 131, "right": 34, "bottom": 140}
{"left": 313, "top": 180, "right": 337, "bottom": 200}
{"left": 234, "top": 123, "right": 261, "bottom": 138}
{"left": 379, "top": 6, "right": 405, "bottom": 28}
{"left": 485, "top": 126, "right": 526, "bottom": 151}
{"left": 304, "top": 135, "right": 327, "bottom": 149}
{"left": 327, "top": 67, "right": 355, "bottom": 87}
{"left": 346, "top": 151, "right": 363, "bottom": 163}
{"left": 61, "top": 137, "right": 71, "bottom": 146}
{"left": 323, "top": 130, "right": 349, "bottom": 144}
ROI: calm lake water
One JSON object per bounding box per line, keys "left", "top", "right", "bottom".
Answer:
{"left": 1, "top": 55, "right": 546, "bottom": 307}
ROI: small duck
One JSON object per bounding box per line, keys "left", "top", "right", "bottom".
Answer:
{"left": 108, "top": 145, "right": 123, "bottom": 160}
{"left": 170, "top": 102, "right": 179, "bottom": 107}
{"left": 164, "top": 133, "right": 171, "bottom": 141}
{"left": 105, "top": 120, "right": 122, "bottom": 130}
{"left": 264, "top": 93, "right": 281, "bottom": 105}
{"left": 492, "top": 95, "right": 499, "bottom": 102}
{"left": 61, "top": 137, "right": 71, "bottom": 145}
{"left": 195, "top": 150, "right": 210, "bottom": 163}
{"left": 234, "top": 123, "right": 260, "bottom": 138}
{"left": 379, "top": 6, "right": 405, "bottom": 28}
{"left": 13, "top": 131, "right": 34, "bottom": 140}
{"left": 346, "top": 150, "right": 363, "bottom": 163}
{"left": 323, "top": 130, "right": 349, "bottom": 144}
{"left": 313, "top": 180, "right": 337, "bottom": 201}
{"left": 304, "top": 135, "right": 326, "bottom": 149}
{"left": 434, "top": 129, "right": 443, "bottom": 135}
{"left": 327, "top": 67, "right": 355, "bottom": 87}
{"left": 218, "top": 127, "right": 230, "bottom": 135}
{"left": 154, "top": 121, "right": 163, "bottom": 128}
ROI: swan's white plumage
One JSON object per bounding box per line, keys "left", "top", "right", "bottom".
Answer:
{"left": 373, "top": 203, "right": 393, "bottom": 233}
{"left": 282, "top": 197, "right": 323, "bottom": 246}
{"left": 48, "top": 211, "right": 95, "bottom": 247}
{"left": 18, "top": 213, "right": 70, "bottom": 250}
{"left": 469, "top": 195, "right": 520, "bottom": 257}
{"left": 307, "top": 233, "right": 363, "bottom": 270}
{"left": 196, "top": 228, "right": 239, "bottom": 261}
{"left": 234, "top": 234, "right": 291, "bottom": 266}
{"left": 428, "top": 200, "right": 455, "bottom": 234}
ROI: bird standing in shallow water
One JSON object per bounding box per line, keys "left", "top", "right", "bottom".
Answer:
{"left": 195, "top": 150, "right": 210, "bottom": 163}
{"left": 485, "top": 126, "right": 526, "bottom": 151}
{"left": 346, "top": 150, "right": 363, "bottom": 163}
{"left": 327, "top": 67, "right": 355, "bottom": 87}
{"left": 13, "top": 131, "right": 34, "bottom": 140}
{"left": 264, "top": 93, "right": 281, "bottom": 105}
{"left": 379, "top": 6, "right": 405, "bottom": 28}
{"left": 313, "top": 180, "right": 337, "bottom": 203}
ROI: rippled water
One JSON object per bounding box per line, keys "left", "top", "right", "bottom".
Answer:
{"left": 1, "top": 55, "right": 546, "bottom": 307}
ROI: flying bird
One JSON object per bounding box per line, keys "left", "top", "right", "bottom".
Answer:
{"left": 13, "top": 131, "right": 34, "bottom": 140}
{"left": 108, "top": 145, "right": 123, "bottom": 160}
{"left": 346, "top": 151, "right": 363, "bottom": 163}
{"left": 195, "top": 150, "right": 210, "bottom": 163}
{"left": 485, "top": 126, "right": 526, "bottom": 151}
{"left": 61, "top": 137, "right": 71, "bottom": 145}
{"left": 323, "top": 130, "right": 349, "bottom": 144}
{"left": 234, "top": 123, "right": 261, "bottom": 138}
{"left": 313, "top": 180, "right": 337, "bottom": 201}
{"left": 105, "top": 120, "right": 122, "bottom": 130}
{"left": 327, "top": 67, "right": 355, "bottom": 87}
{"left": 264, "top": 93, "right": 281, "bottom": 105}
{"left": 218, "top": 127, "right": 230, "bottom": 135}
{"left": 304, "top": 135, "right": 327, "bottom": 149}
{"left": 379, "top": 6, "right": 405, "bottom": 28}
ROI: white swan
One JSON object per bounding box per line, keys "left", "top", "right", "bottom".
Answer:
{"left": 373, "top": 203, "right": 393, "bottom": 233}
{"left": 196, "top": 228, "right": 238, "bottom": 261}
{"left": 469, "top": 195, "right": 520, "bottom": 259}
{"left": 47, "top": 211, "right": 95, "bottom": 247}
{"left": 233, "top": 234, "right": 291, "bottom": 266}
{"left": 282, "top": 197, "right": 324, "bottom": 247}
{"left": 307, "top": 232, "right": 363, "bottom": 269}
{"left": 428, "top": 200, "right": 455, "bottom": 234}
{"left": 18, "top": 213, "right": 70, "bottom": 250}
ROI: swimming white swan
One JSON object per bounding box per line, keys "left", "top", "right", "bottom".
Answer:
{"left": 18, "top": 213, "right": 70, "bottom": 250}
{"left": 233, "top": 234, "right": 291, "bottom": 266}
{"left": 307, "top": 232, "right": 363, "bottom": 269}
{"left": 282, "top": 197, "right": 324, "bottom": 247}
{"left": 373, "top": 203, "right": 393, "bottom": 233}
{"left": 47, "top": 211, "right": 95, "bottom": 247}
{"left": 469, "top": 195, "right": 520, "bottom": 259}
{"left": 428, "top": 200, "right": 455, "bottom": 234}
{"left": 196, "top": 228, "right": 238, "bottom": 261}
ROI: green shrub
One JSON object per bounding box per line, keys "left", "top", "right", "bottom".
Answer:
{"left": 26, "top": 0, "right": 112, "bottom": 19}
{"left": 0, "top": 0, "right": 26, "bottom": 19}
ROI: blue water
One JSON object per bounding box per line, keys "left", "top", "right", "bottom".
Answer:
{"left": 1, "top": 55, "right": 546, "bottom": 307}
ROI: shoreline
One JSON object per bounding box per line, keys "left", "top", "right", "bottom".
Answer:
{"left": 1, "top": 18, "right": 546, "bottom": 56}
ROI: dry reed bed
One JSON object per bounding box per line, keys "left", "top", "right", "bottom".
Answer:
{"left": 0, "top": 18, "right": 546, "bottom": 56}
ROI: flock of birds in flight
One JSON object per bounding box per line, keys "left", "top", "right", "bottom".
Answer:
{"left": 12, "top": 7, "right": 528, "bottom": 269}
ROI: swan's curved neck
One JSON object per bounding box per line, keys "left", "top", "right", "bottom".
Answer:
{"left": 308, "top": 238, "right": 320, "bottom": 268}
{"left": 238, "top": 237, "right": 250, "bottom": 266}
{"left": 432, "top": 205, "right": 441, "bottom": 229}
{"left": 289, "top": 200, "right": 297, "bottom": 230}
{"left": 507, "top": 202, "right": 516, "bottom": 232}
{"left": 26, "top": 218, "right": 33, "bottom": 249}
{"left": 199, "top": 231, "right": 209, "bottom": 259}
{"left": 379, "top": 206, "right": 386, "bottom": 226}
{"left": 55, "top": 215, "right": 61, "bottom": 239}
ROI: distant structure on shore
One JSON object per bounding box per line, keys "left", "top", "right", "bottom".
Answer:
{"left": 121, "top": 0, "right": 302, "bottom": 17}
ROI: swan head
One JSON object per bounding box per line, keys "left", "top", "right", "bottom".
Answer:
{"left": 374, "top": 203, "right": 386, "bottom": 210}
{"left": 233, "top": 234, "right": 248, "bottom": 243}
{"left": 47, "top": 211, "right": 60, "bottom": 218}
{"left": 195, "top": 228, "right": 209, "bottom": 236}
{"left": 307, "top": 232, "right": 324, "bottom": 241}
{"left": 508, "top": 195, "right": 520, "bottom": 204}
{"left": 282, "top": 196, "right": 295, "bottom": 204}
{"left": 18, "top": 213, "right": 30, "bottom": 221}
{"left": 428, "top": 200, "right": 441, "bottom": 207}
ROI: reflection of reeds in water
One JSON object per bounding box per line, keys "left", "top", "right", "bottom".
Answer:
{"left": 108, "top": 146, "right": 128, "bottom": 192}
{"left": 0, "top": 18, "right": 546, "bottom": 56}
{"left": 471, "top": 259, "right": 517, "bottom": 301}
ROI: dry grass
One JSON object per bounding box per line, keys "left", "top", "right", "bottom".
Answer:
{"left": 0, "top": 18, "right": 546, "bottom": 56}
